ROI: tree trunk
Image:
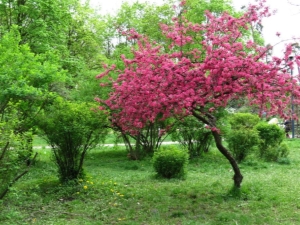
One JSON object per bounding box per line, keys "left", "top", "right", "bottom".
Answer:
{"left": 191, "top": 110, "right": 243, "bottom": 188}
{"left": 211, "top": 130, "right": 243, "bottom": 188}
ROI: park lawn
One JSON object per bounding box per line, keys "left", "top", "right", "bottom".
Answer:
{"left": 1, "top": 139, "right": 300, "bottom": 225}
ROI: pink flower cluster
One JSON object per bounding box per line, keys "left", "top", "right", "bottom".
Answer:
{"left": 96, "top": 0, "right": 300, "bottom": 134}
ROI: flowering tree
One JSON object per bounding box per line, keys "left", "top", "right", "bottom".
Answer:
{"left": 96, "top": 0, "right": 300, "bottom": 188}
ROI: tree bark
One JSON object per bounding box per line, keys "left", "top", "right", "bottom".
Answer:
{"left": 211, "top": 130, "right": 243, "bottom": 188}
{"left": 192, "top": 109, "right": 243, "bottom": 188}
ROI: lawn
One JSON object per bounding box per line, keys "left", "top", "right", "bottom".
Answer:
{"left": 1, "top": 139, "right": 300, "bottom": 225}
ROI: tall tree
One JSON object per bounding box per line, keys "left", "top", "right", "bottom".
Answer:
{"left": 97, "top": 0, "right": 300, "bottom": 188}
{"left": 0, "top": 26, "right": 65, "bottom": 131}
{"left": 0, "top": 27, "right": 64, "bottom": 199}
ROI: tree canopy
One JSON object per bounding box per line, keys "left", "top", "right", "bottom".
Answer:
{"left": 96, "top": 0, "right": 300, "bottom": 187}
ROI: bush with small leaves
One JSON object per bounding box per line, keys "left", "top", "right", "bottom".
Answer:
{"left": 0, "top": 119, "right": 36, "bottom": 200}
{"left": 152, "top": 146, "right": 189, "bottom": 179}
{"left": 226, "top": 113, "right": 261, "bottom": 163}
{"left": 36, "top": 98, "right": 108, "bottom": 183}
{"left": 255, "top": 122, "right": 287, "bottom": 161}
{"left": 227, "top": 129, "right": 260, "bottom": 163}
{"left": 171, "top": 116, "right": 213, "bottom": 158}
{"left": 263, "top": 143, "right": 290, "bottom": 162}
{"left": 229, "top": 113, "right": 260, "bottom": 130}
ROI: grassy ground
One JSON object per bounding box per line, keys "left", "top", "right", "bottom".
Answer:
{"left": 1, "top": 139, "right": 300, "bottom": 224}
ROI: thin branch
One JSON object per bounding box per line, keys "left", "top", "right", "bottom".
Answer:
{"left": 0, "top": 152, "right": 38, "bottom": 200}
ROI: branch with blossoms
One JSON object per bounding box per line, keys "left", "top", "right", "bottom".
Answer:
{"left": 96, "top": 0, "right": 300, "bottom": 187}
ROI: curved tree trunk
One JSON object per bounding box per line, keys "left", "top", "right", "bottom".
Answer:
{"left": 211, "top": 130, "right": 243, "bottom": 188}
{"left": 192, "top": 109, "right": 243, "bottom": 188}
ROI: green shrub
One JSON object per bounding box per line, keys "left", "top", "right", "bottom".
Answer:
{"left": 152, "top": 146, "right": 189, "bottom": 179}
{"left": 227, "top": 129, "right": 260, "bottom": 163}
{"left": 0, "top": 120, "right": 35, "bottom": 199}
{"left": 225, "top": 113, "right": 261, "bottom": 163}
{"left": 255, "top": 122, "right": 286, "bottom": 161}
{"left": 171, "top": 116, "right": 213, "bottom": 158}
{"left": 228, "top": 113, "right": 260, "bottom": 130}
{"left": 264, "top": 143, "right": 290, "bottom": 162}
{"left": 36, "top": 98, "right": 108, "bottom": 183}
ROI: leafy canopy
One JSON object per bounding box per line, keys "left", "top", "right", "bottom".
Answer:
{"left": 97, "top": 0, "right": 300, "bottom": 134}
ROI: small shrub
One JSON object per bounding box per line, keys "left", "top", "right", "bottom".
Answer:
{"left": 227, "top": 129, "right": 260, "bottom": 163}
{"left": 255, "top": 122, "right": 286, "bottom": 161}
{"left": 229, "top": 113, "right": 260, "bottom": 130}
{"left": 152, "top": 146, "right": 189, "bottom": 179}
{"left": 255, "top": 122, "right": 285, "bottom": 147}
{"left": 36, "top": 98, "right": 108, "bottom": 183}
{"left": 171, "top": 116, "right": 213, "bottom": 158}
{"left": 263, "top": 143, "right": 290, "bottom": 162}
{"left": 226, "top": 113, "right": 261, "bottom": 163}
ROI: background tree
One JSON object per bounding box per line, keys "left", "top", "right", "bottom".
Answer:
{"left": 97, "top": 0, "right": 300, "bottom": 188}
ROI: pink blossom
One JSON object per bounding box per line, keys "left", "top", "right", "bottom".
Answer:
{"left": 95, "top": 0, "right": 300, "bottom": 135}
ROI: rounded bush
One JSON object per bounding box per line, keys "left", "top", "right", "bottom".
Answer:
{"left": 255, "top": 122, "right": 286, "bottom": 161}
{"left": 229, "top": 113, "right": 260, "bottom": 130}
{"left": 152, "top": 146, "right": 189, "bottom": 179}
{"left": 264, "top": 143, "right": 290, "bottom": 162}
{"left": 227, "top": 129, "right": 260, "bottom": 163}
{"left": 255, "top": 122, "right": 285, "bottom": 146}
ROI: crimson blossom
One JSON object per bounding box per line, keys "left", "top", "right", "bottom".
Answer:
{"left": 96, "top": 0, "right": 300, "bottom": 188}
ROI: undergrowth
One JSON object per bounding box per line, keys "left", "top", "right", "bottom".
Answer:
{"left": 1, "top": 140, "right": 300, "bottom": 225}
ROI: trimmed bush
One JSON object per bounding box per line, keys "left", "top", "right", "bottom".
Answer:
{"left": 255, "top": 122, "right": 287, "bottom": 161}
{"left": 226, "top": 113, "right": 261, "bottom": 163}
{"left": 226, "top": 129, "right": 260, "bottom": 163}
{"left": 229, "top": 113, "right": 260, "bottom": 130}
{"left": 263, "top": 143, "right": 290, "bottom": 162}
{"left": 152, "top": 146, "right": 189, "bottom": 179}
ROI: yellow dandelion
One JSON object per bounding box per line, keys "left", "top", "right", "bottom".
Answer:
{"left": 90, "top": 182, "right": 94, "bottom": 185}
{"left": 120, "top": 194, "right": 124, "bottom": 197}
{"left": 83, "top": 185, "right": 88, "bottom": 190}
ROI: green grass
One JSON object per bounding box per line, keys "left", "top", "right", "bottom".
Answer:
{"left": 1, "top": 139, "right": 300, "bottom": 224}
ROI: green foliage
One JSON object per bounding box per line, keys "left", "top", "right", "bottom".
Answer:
{"left": 171, "top": 116, "right": 213, "bottom": 158}
{"left": 227, "top": 129, "right": 260, "bottom": 163}
{"left": 0, "top": 27, "right": 66, "bottom": 133}
{"left": 255, "top": 122, "right": 285, "bottom": 147}
{"left": 3, "top": 139, "right": 300, "bottom": 224}
{"left": 118, "top": 118, "right": 174, "bottom": 160}
{"left": 0, "top": 118, "right": 35, "bottom": 200}
{"left": 226, "top": 113, "right": 261, "bottom": 162}
{"left": 36, "top": 98, "right": 108, "bottom": 183}
{"left": 229, "top": 113, "right": 260, "bottom": 130}
{"left": 263, "top": 143, "right": 290, "bottom": 162}
{"left": 152, "top": 146, "right": 189, "bottom": 179}
{"left": 255, "top": 122, "right": 287, "bottom": 161}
